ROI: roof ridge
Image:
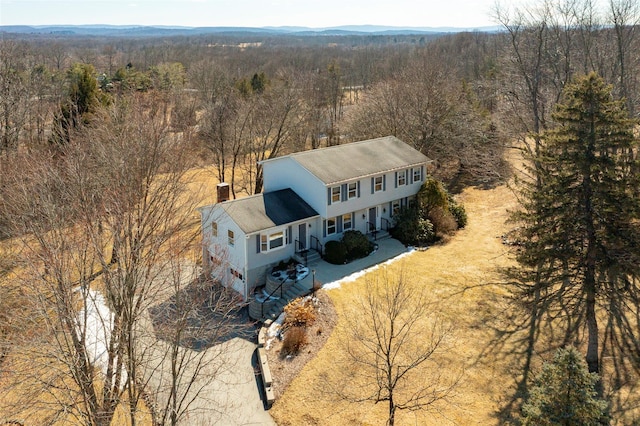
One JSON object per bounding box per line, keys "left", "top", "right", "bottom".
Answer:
{"left": 288, "top": 135, "right": 396, "bottom": 158}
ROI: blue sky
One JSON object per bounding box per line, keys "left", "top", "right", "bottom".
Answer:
{"left": 1, "top": 0, "right": 531, "bottom": 28}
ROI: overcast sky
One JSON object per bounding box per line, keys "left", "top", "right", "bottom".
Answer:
{"left": 0, "top": 0, "right": 542, "bottom": 28}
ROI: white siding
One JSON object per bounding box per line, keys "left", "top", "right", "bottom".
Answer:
{"left": 200, "top": 204, "right": 247, "bottom": 297}
{"left": 246, "top": 226, "right": 295, "bottom": 272}
{"left": 326, "top": 167, "right": 424, "bottom": 218}
{"left": 262, "top": 157, "right": 328, "bottom": 217}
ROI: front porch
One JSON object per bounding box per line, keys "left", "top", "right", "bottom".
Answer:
{"left": 248, "top": 234, "right": 407, "bottom": 321}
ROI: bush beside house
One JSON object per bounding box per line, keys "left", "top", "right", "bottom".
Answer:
{"left": 325, "top": 230, "right": 374, "bottom": 265}
{"left": 391, "top": 177, "right": 467, "bottom": 246}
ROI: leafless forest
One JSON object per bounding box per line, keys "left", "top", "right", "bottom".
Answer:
{"left": 1, "top": 0, "right": 639, "bottom": 424}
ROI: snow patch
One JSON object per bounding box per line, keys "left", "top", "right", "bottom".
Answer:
{"left": 265, "top": 312, "right": 286, "bottom": 350}
{"left": 78, "top": 289, "right": 113, "bottom": 375}
{"left": 77, "top": 289, "right": 126, "bottom": 384}
{"left": 322, "top": 248, "right": 415, "bottom": 290}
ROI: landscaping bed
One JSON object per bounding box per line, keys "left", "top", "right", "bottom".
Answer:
{"left": 263, "top": 289, "right": 337, "bottom": 399}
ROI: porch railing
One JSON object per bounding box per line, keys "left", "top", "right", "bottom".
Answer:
{"left": 261, "top": 273, "right": 297, "bottom": 319}
{"left": 295, "top": 239, "right": 308, "bottom": 266}
{"left": 310, "top": 235, "right": 323, "bottom": 258}
{"left": 367, "top": 221, "right": 378, "bottom": 240}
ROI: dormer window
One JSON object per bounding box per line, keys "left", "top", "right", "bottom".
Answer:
{"left": 211, "top": 222, "right": 218, "bottom": 237}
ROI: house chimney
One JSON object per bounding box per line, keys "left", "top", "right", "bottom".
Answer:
{"left": 216, "top": 183, "right": 230, "bottom": 203}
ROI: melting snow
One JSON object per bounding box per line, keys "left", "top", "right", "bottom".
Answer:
{"left": 322, "top": 248, "right": 415, "bottom": 290}
{"left": 77, "top": 289, "right": 125, "bottom": 384}
{"left": 78, "top": 289, "right": 113, "bottom": 375}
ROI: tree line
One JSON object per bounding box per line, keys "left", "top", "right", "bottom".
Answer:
{"left": 1, "top": 0, "right": 639, "bottom": 422}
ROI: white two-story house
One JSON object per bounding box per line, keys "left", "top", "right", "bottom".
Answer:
{"left": 199, "top": 136, "right": 431, "bottom": 300}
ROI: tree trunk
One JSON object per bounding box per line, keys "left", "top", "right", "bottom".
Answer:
{"left": 582, "top": 132, "right": 601, "bottom": 393}
{"left": 522, "top": 267, "right": 542, "bottom": 390}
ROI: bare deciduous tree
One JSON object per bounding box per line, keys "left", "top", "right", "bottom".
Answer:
{"left": 1, "top": 93, "right": 246, "bottom": 425}
{"left": 345, "top": 56, "right": 507, "bottom": 185}
{"left": 243, "top": 72, "right": 304, "bottom": 194}
{"left": 332, "top": 267, "right": 460, "bottom": 426}
{"left": 0, "top": 40, "right": 30, "bottom": 156}
{"left": 145, "top": 247, "right": 249, "bottom": 426}
{"left": 608, "top": 0, "right": 640, "bottom": 116}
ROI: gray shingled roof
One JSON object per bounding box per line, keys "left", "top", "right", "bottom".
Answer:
{"left": 284, "top": 136, "right": 431, "bottom": 185}
{"left": 219, "top": 188, "right": 319, "bottom": 234}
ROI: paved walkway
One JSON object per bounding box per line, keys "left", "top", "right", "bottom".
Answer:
{"left": 296, "top": 236, "right": 410, "bottom": 291}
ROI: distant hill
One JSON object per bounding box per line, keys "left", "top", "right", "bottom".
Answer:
{"left": 266, "top": 25, "right": 501, "bottom": 33}
{"left": 0, "top": 24, "right": 502, "bottom": 38}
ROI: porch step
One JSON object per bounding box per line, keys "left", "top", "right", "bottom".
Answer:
{"left": 368, "top": 229, "right": 391, "bottom": 242}
{"left": 292, "top": 249, "right": 321, "bottom": 265}
{"left": 264, "top": 281, "right": 309, "bottom": 321}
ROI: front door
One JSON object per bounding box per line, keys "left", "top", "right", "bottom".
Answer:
{"left": 368, "top": 207, "right": 378, "bottom": 232}
{"left": 298, "top": 223, "right": 307, "bottom": 251}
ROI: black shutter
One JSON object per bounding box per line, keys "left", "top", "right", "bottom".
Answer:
{"left": 357, "top": 181, "right": 361, "bottom": 197}
{"left": 337, "top": 215, "right": 343, "bottom": 233}
{"left": 421, "top": 165, "right": 425, "bottom": 181}
{"left": 394, "top": 171, "right": 398, "bottom": 188}
{"left": 256, "top": 234, "right": 261, "bottom": 253}
{"left": 341, "top": 183, "right": 347, "bottom": 202}
{"left": 287, "top": 226, "right": 292, "bottom": 244}
{"left": 371, "top": 177, "right": 374, "bottom": 194}
{"left": 323, "top": 220, "right": 326, "bottom": 237}
{"left": 327, "top": 187, "right": 332, "bottom": 205}
{"left": 409, "top": 168, "right": 414, "bottom": 184}
{"left": 383, "top": 175, "right": 386, "bottom": 191}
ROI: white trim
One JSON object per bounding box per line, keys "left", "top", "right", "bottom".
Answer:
{"left": 331, "top": 186, "right": 341, "bottom": 203}
{"left": 397, "top": 169, "right": 407, "bottom": 186}
{"left": 343, "top": 212, "right": 353, "bottom": 231}
{"left": 259, "top": 228, "right": 288, "bottom": 253}
{"left": 347, "top": 182, "right": 358, "bottom": 199}
{"left": 374, "top": 175, "right": 383, "bottom": 192}
{"left": 326, "top": 217, "right": 337, "bottom": 235}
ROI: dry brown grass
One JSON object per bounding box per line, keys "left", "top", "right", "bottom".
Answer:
{"left": 270, "top": 184, "right": 519, "bottom": 426}
{"left": 0, "top": 163, "right": 226, "bottom": 425}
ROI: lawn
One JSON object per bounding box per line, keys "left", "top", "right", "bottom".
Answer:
{"left": 270, "top": 183, "right": 520, "bottom": 425}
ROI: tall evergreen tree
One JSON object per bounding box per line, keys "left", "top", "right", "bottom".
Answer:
{"left": 50, "top": 63, "right": 106, "bottom": 145}
{"left": 512, "top": 73, "right": 640, "bottom": 394}
{"left": 522, "top": 347, "right": 608, "bottom": 426}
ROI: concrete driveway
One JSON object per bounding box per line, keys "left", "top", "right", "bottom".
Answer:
{"left": 143, "top": 265, "right": 276, "bottom": 426}
{"left": 145, "top": 237, "right": 408, "bottom": 425}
